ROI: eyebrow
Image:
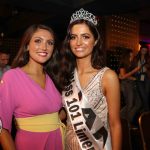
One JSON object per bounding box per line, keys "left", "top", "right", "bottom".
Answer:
{"left": 71, "top": 33, "right": 91, "bottom": 36}
{"left": 33, "top": 36, "right": 54, "bottom": 41}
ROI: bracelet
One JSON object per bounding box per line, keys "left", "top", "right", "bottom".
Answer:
{"left": 0, "top": 119, "right": 2, "bottom": 134}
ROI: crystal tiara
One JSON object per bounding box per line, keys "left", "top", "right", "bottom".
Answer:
{"left": 70, "top": 8, "right": 97, "bottom": 26}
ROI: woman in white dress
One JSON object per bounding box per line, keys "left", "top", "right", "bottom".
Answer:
{"left": 59, "top": 8, "right": 122, "bottom": 150}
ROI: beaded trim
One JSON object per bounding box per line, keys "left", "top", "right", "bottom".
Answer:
{"left": 70, "top": 8, "right": 97, "bottom": 26}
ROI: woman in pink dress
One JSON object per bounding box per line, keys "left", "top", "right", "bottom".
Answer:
{"left": 0, "top": 24, "right": 64, "bottom": 150}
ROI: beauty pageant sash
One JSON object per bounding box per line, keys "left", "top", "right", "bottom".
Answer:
{"left": 63, "top": 72, "right": 108, "bottom": 150}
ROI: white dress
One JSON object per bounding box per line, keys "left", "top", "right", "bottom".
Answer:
{"left": 63, "top": 67, "right": 112, "bottom": 150}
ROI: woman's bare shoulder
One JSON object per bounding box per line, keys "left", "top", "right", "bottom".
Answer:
{"left": 103, "top": 68, "right": 118, "bottom": 80}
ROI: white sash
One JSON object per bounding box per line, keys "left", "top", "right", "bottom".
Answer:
{"left": 63, "top": 71, "right": 108, "bottom": 150}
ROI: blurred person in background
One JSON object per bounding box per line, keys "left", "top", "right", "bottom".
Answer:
{"left": 0, "top": 46, "right": 11, "bottom": 79}
{"left": 134, "top": 45, "right": 150, "bottom": 112}
{"left": 119, "top": 49, "right": 142, "bottom": 127}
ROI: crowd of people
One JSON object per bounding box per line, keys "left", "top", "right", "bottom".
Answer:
{"left": 0, "top": 7, "right": 149, "bottom": 150}
{"left": 118, "top": 45, "right": 150, "bottom": 127}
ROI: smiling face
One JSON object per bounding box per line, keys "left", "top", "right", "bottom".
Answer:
{"left": 69, "top": 23, "right": 97, "bottom": 59}
{"left": 27, "top": 28, "right": 54, "bottom": 65}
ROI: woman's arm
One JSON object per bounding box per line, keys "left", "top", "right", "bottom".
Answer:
{"left": 119, "top": 66, "right": 140, "bottom": 79}
{"left": 0, "top": 73, "right": 16, "bottom": 150}
{"left": 0, "top": 128, "right": 16, "bottom": 150}
{"left": 59, "top": 107, "right": 67, "bottom": 122}
{"left": 103, "top": 69, "right": 122, "bottom": 150}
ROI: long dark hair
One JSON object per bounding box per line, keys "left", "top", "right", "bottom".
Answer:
{"left": 119, "top": 49, "right": 133, "bottom": 71}
{"left": 135, "top": 45, "right": 149, "bottom": 63}
{"left": 59, "top": 19, "right": 106, "bottom": 90}
{"left": 12, "top": 24, "right": 60, "bottom": 88}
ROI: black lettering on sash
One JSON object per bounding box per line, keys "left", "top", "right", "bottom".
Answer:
{"left": 71, "top": 112, "right": 81, "bottom": 120}
{"left": 65, "top": 84, "right": 73, "bottom": 91}
{"left": 65, "top": 83, "right": 73, "bottom": 97}
{"left": 82, "top": 108, "right": 96, "bottom": 130}
{"left": 78, "top": 91, "right": 82, "bottom": 100}
{"left": 69, "top": 105, "right": 79, "bottom": 112}
{"left": 76, "top": 129, "right": 93, "bottom": 148}
{"left": 76, "top": 128, "right": 86, "bottom": 133}
{"left": 65, "top": 90, "right": 73, "bottom": 97}
{"left": 73, "top": 122, "right": 84, "bottom": 130}
{"left": 76, "top": 130, "right": 89, "bottom": 142}
{"left": 82, "top": 141, "right": 92, "bottom": 148}
{"left": 66, "top": 98, "right": 78, "bottom": 107}
{"left": 64, "top": 74, "right": 97, "bottom": 150}
{"left": 79, "top": 136, "right": 88, "bottom": 142}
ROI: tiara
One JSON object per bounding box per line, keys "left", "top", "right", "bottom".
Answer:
{"left": 70, "top": 8, "right": 97, "bottom": 26}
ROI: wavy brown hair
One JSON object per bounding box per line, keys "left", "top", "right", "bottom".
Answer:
{"left": 12, "top": 24, "right": 60, "bottom": 88}
{"left": 58, "top": 19, "right": 106, "bottom": 90}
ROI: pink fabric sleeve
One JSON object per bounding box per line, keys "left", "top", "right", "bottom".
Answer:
{"left": 0, "top": 73, "right": 14, "bottom": 132}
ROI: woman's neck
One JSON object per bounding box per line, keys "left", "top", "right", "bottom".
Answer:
{"left": 22, "top": 63, "right": 44, "bottom": 75}
{"left": 76, "top": 59, "right": 94, "bottom": 74}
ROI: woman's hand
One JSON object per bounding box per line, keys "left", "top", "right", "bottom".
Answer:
{"left": 0, "top": 128, "right": 16, "bottom": 150}
{"left": 59, "top": 107, "right": 67, "bottom": 123}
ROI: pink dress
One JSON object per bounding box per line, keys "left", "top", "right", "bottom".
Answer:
{"left": 0, "top": 68, "right": 63, "bottom": 150}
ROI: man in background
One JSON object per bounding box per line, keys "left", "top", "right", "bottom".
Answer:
{"left": 0, "top": 45, "right": 11, "bottom": 79}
